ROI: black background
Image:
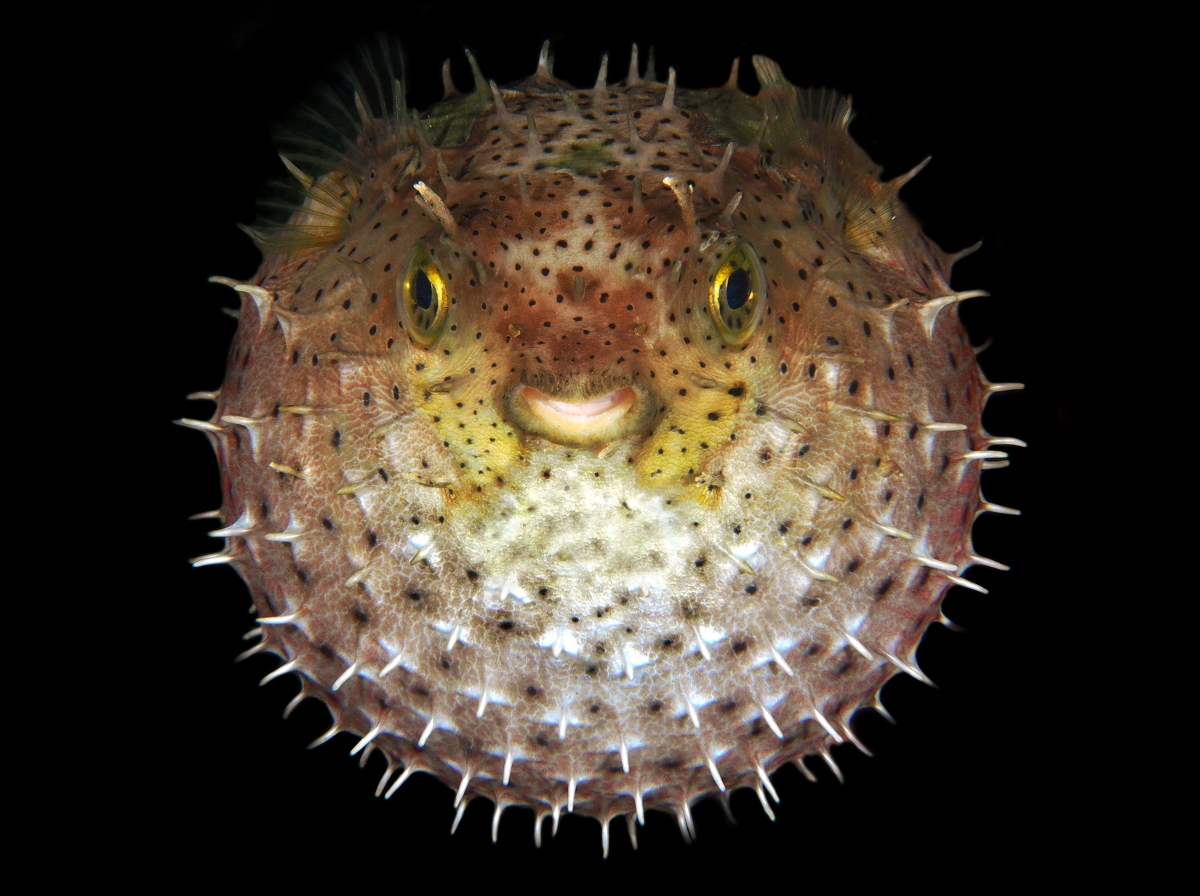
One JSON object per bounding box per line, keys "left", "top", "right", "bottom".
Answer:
{"left": 127, "top": 1, "right": 1087, "bottom": 882}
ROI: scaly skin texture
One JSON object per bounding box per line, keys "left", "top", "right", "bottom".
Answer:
{"left": 189, "top": 49, "right": 1011, "bottom": 843}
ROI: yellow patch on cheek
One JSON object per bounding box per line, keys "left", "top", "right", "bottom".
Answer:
{"left": 420, "top": 380, "right": 526, "bottom": 491}
{"left": 634, "top": 391, "right": 745, "bottom": 487}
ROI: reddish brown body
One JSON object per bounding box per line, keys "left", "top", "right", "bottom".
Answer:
{"left": 186, "top": 47, "right": 1017, "bottom": 848}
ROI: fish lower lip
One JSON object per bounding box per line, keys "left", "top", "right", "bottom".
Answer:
{"left": 521, "top": 385, "right": 636, "bottom": 434}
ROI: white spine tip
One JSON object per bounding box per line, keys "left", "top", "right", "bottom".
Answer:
{"left": 946, "top": 574, "right": 989, "bottom": 594}
{"left": 705, "top": 754, "right": 726, "bottom": 791}
{"left": 492, "top": 802, "right": 506, "bottom": 842}
{"left": 755, "top": 760, "right": 780, "bottom": 803}
{"left": 454, "top": 771, "right": 472, "bottom": 808}
{"left": 349, "top": 721, "right": 383, "bottom": 756}
{"left": 384, "top": 765, "right": 417, "bottom": 799}
{"left": 258, "top": 660, "right": 297, "bottom": 686}
{"left": 418, "top": 717, "right": 437, "bottom": 748}
{"left": 331, "top": 662, "right": 360, "bottom": 691}
{"left": 450, "top": 800, "right": 468, "bottom": 834}
{"left": 754, "top": 783, "right": 776, "bottom": 821}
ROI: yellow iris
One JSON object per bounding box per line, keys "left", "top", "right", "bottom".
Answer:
{"left": 400, "top": 246, "right": 449, "bottom": 347}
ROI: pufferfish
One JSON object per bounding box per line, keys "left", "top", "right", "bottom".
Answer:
{"left": 184, "top": 41, "right": 1021, "bottom": 852}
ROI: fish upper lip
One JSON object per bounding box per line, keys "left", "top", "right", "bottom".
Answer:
{"left": 520, "top": 384, "right": 637, "bottom": 435}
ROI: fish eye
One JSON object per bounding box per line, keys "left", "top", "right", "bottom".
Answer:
{"left": 708, "top": 242, "right": 765, "bottom": 345}
{"left": 399, "top": 246, "right": 449, "bottom": 347}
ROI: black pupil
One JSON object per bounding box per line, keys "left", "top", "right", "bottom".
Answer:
{"left": 725, "top": 267, "right": 751, "bottom": 310}
{"left": 412, "top": 269, "right": 435, "bottom": 310}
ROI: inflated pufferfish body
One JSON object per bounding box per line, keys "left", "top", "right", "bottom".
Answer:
{"left": 188, "top": 44, "right": 1018, "bottom": 849}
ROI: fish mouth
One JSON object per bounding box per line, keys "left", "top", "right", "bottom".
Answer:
{"left": 505, "top": 382, "right": 653, "bottom": 447}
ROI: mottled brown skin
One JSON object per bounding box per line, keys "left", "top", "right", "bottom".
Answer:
{"left": 195, "top": 55, "right": 997, "bottom": 837}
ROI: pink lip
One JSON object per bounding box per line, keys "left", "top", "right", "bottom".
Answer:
{"left": 521, "top": 385, "right": 637, "bottom": 435}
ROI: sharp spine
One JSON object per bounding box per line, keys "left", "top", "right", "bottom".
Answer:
{"left": 704, "top": 751, "right": 726, "bottom": 791}
{"left": 711, "top": 142, "right": 734, "bottom": 182}
{"left": 749, "top": 758, "right": 778, "bottom": 803}
{"left": 349, "top": 720, "right": 384, "bottom": 756}
{"left": 914, "top": 555, "right": 958, "bottom": 572}
{"left": 593, "top": 54, "right": 608, "bottom": 93}
{"left": 259, "top": 660, "right": 297, "bottom": 685}
{"left": 967, "top": 552, "right": 1010, "bottom": 571}
{"left": 844, "top": 632, "right": 874, "bottom": 660}
{"left": 257, "top": 612, "right": 301, "bottom": 625}
{"left": 918, "top": 290, "right": 989, "bottom": 337}
{"left": 454, "top": 768, "right": 473, "bottom": 807}
{"left": 812, "top": 707, "right": 844, "bottom": 743}
{"left": 793, "top": 756, "right": 818, "bottom": 783}
{"left": 418, "top": 717, "right": 437, "bottom": 747}
{"left": 946, "top": 574, "right": 988, "bottom": 594}
{"left": 450, "top": 799, "right": 469, "bottom": 834}
{"left": 754, "top": 783, "right": 776, "bottom": 821}
{"left": 332, "top": 661, "right": 360, "bottom": 691}
{"left": 190, "top": 551, "right": 235, "bottom": 567}
{"left": 308, "top": 723, "right": 341, "bottom": 749}
{"left": 819, "top": 749, "right": 844, "bottom": 783}
{"left": 209, "top": 509, "right": 253, "bottom": 537}
{"left": 384, "top": 763, "right": 419, "bottom": 799}
{"left": 492, "top": 801, "right": 507, "bottom": 842}
{"left": 662, "top": 176, "right": 696, "bottom": 232}
{"left": 758, "top": 701, "right": 784, "bottom": 739}
{"left": 175, "top": 417, "right": 225, "bottom": 435}
{"left": 412, "top": 181, "right": 458, "bottom": 236}
{"left": 769, "top": 644, "right": 795, "bottom": 677}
